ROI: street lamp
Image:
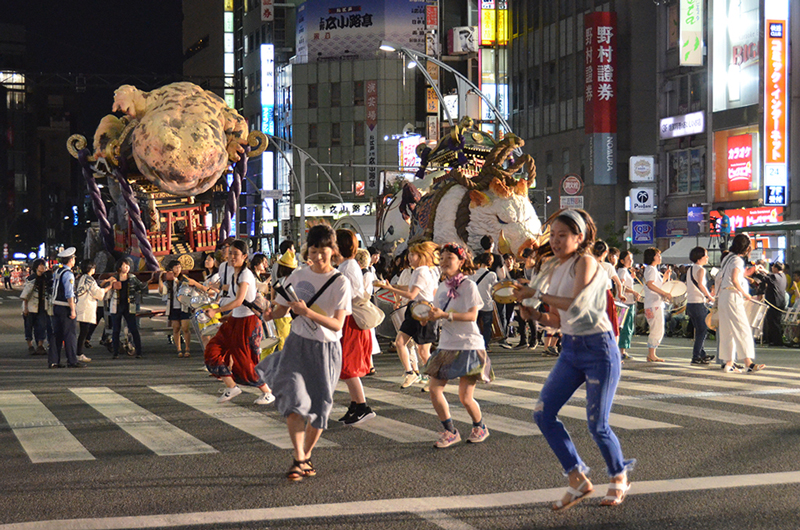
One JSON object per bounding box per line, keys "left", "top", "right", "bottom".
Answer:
{"left": 379, "top": 40, "right": 515, "bottom": 138}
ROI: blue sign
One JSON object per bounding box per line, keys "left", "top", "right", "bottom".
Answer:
{"left": 631, "top": 221, "right": 654, "bottom": 245}
{"left": 687, "top": 206, "right": 703, "bottom": 223}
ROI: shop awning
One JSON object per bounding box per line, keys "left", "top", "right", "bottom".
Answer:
{"left": 737, "top": 220, "right": 800, "bottom": 234}
{"left": 659, "top": 236, "right": 717, "bottom": 265}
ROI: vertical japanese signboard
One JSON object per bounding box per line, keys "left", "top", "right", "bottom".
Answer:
{"left": 366, "top": 80, "right": 378, "bottom": 190}
{"left": 763, "top": 0, "right": 789, "bottom": 206}
{"left": 261, "top": 0, "right": 274, "bottom": 21}
{"left": 584, "top": 12, "right": 617, "bottom": 185}
{"left": 479, "top": 0, "right": 508, "bottom": 46}
{"left": 679, "top": 0, "right": 703, "bottom": 66}
{"left": 726, "top": 134, "right": 753, "bottom": 192}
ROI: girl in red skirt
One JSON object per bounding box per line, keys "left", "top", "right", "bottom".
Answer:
{"left": 204, "top": 239, "right": 275, "bottom": 405}
{"left": 592, "top": 241, "right": 623, "bottom": 338}
{"left": 335, "top": 229, "right": 376, "bottom": 425}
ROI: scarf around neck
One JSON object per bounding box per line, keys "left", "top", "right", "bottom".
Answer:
{"left": 444, "top": 272, "right": 466, "bottom": 299}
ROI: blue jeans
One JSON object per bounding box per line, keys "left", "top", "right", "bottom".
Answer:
{"left": 477, "top": 310, "right": 494, "bottom": 349}
{"left": 686, "top": 303, "right": 708, "bottom": 360}
{"left": 533, "top": 331, "right": 635, "bottom": 477}
{"left": 25, "top": 311, "right": 48, "bottom": 343}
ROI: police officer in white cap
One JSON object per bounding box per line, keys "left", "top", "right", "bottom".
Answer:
{"left": 50, "top": 247, "right": 84, "bottom": 368}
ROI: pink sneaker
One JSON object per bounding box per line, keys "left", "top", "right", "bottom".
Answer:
{"left": 466, "top": 425, "right": 490, "bottom": 443}
{"left": 434, "top": 429, "right": 461, "bottom": 448}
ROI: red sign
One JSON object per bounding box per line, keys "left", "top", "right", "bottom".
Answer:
{"left": 426, "top": 5, "right": 438, "bottom": 30}
{"left": 726, "top": 134, "right": 753, "bottom": 192}
{"left": 584, "top": 12, "right": 617, "bottom": 135}
{"left": 560, "top": 174, "right": 583, "bottom": 196}
{"left": 710, "top": 207, "right": 783, "bottom": 232}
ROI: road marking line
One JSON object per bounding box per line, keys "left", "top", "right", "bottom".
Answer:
{"left": 644, "top": 363, "right": 800, "bottom": 384}
{"left": 5, "top": 470, "right": 800, "bottom": 529}
{"left": 448, "top": 383, "right": 678, "bottom": 430}
{"left": 417, "top": 510, "right": 479, "bottom": 530}
{"left": 330, "top": 404, "right": 439, "bottom": 443}
{"left": 0, "top": 390, "right": 94, "bottom": 464}
{"left": 71, "top": 387, "right": 216, "bottom": 457}
{"left": 367, "top": 379, "right": 540, "bottom": 436}
{"left": 150, "top": 385, "right": 337, "bottom": 450}
{"left": 493, "top": 378, "right": 777, "bottom": 425}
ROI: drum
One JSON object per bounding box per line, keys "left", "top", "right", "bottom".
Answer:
{"left": 189, "top": 290, "right": 212, "bottom": 310}
{"left": 663, "top": 280, "right": 687, "bottom": 308}
{"left": 632, "top": 283, "right": 645, "bottom": 299}
{"left": 491, "top": 280, "right": 517, "bottom": 304}
{"left": 615, "top": 301, "right": 630, "bottom": 330}
{"left": 744, "top": 299, "right": 768, "bottom": 333}
{"left": 261, "top": 319, "right": 280, "bottom": 350}
{"left": 192, "top": 303, "right": 222, "bottom": 338}
{"left": 409, "top": 300, "right": 434, "bottom": 321}
{"left": 390, "top": 307, "right": 406, "bottom": 332}
{"left": 177, "top": 284, "right": 198, "bottom": 307}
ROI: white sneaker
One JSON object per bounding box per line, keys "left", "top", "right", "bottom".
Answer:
{"left": 254, "top": 392, "right": 276, "bottom": 405}
{"left": 77, "top": 354, "right": 92, "bottom": 363}
{"left": 217, "top": 386, "right": 242, "bottom": 403}
{"left": 400, "top": 372, "right": 420, "bottom": 388}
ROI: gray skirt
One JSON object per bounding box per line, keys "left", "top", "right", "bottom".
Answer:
{"left": 255, "top": 332, "right": 342, "bottom": 430}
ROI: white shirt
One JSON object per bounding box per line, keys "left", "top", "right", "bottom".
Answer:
{"left": 547, "top": 256, "right": 612, "bottom": 336}
{"left": 617, "top": 267, "right": 634, "bottom": 305}
{"left": 434, "top": 278, "right": 485, "bottom": 350}
{"left": 218, "top": 262, "right": 234, "bottom": 307}
{"left": 600, "top": 261, "right": 616, "bottom": 290}
{"left": 686, "top": 264, "right": 706, "bottom": 304}
{"left": 230, "top": 267, "right": 257, "bottom": 318}
{"left": 338, "top": 259, "right": 365, "bottom": 300}
{"left": 643, "top": 265, "right": 663, "bottom": 309}
{"left": 276, "top": 267, "right": 352, "bottom": 342}
{"left": 718, "top": 255, "right": 745, "bottom": 291}
{"left": 408, "top": 265, "right": 436, "bottom": 302}
{"left": 469, "top": 267, "right": 498, "bottom": 312}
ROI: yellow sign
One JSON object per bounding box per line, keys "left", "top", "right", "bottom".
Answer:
{"left": 480, "top": 3, "right": 509, "bottom": 46}
{"left": 224, "top": 0, "right": 234, "bottom": 11}
{"left": 426, "top": 88, "right": 439, "bottom": 114}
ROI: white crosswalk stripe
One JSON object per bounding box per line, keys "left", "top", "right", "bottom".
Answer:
{"left": 71, "top": 387, "right": 217, "bottom": 457}
{"left": 4, "top": 362, "right": 800, "bottom": 464}
{"left": 0, "top": 390, "right": 94, "bottom": 464}
{"left": 150, "top": 385, "right": 338, "bottom": 450}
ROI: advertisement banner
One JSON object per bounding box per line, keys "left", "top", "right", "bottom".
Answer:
{"left": 479, "top": 0, "right": 508, "bottom": 46}
{"left": 296, "top": 0, "right": 426, "bottom": 63}
{"left": 629, "top": 156, "right": 655, "bottom": 182}
{"left": 710, "top": 207, "right": 784, "bottom": 232}
{"left": 584, "top": 12, "right": 617, "bottom": 185}
{"left": 655, "top": 217, "right": 693, "bottom": 238}
{"left": 679, "top": 0, "right": 703, "bottom": 66}
{"left": 630, "top": 187, "right": 654, "bottom": 214}
{"left": 711, "top": 0, "right": 760, "bottom": 112}
{"left": 261, "top": 0, "right": 274, "bottom": 21}
{"left": 726, "top": 133, "right": 753, "bottom": 192}
{"left": 659, "top": 111, "right": 705, "bottom": 139}
{"left": 631, "top": 221, "right": 654, "bottom": 245}
{"left": 763, "top": 0, "right": 789, "bottom": 206}
{"left": 366, "top": 80, "right": 378, "bottom": 190}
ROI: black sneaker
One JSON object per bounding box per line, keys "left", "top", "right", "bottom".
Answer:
{"left": 703, "top": 355, "right": 715, "bottom": 362}
{"left": 690, "top": 358, "right": 709, "bottom": 365}
{"left": 513, "top": 342, "right": 530, "bottom": 350}
{"left": 344, "top": 405, "right": 376, "bottom": 425}
{"left": 84, "top": 341, "right": 92, "bottom": 349}
{"left": 49, "top": 363, "right": 65, "bottom": 369}
{"left": 67, "top": 363, "right": 86, "bottom": 368}
{"left": 499, "top": 339, "right": 513, "bottom": 350}
{"left": 338, "top": 403, "right": 356, "bottom": 422}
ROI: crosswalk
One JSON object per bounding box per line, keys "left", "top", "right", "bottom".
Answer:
{"left": 2, "top": 360, "right": 800, "bottom": 464}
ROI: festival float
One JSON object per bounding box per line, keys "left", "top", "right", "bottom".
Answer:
{"left": 67, "top": 82, "right": 268, "bottom": 274}
{"left": 375, "top": 117, "right": 543, "bottom": 259}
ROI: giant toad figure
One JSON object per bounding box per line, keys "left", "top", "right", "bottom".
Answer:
{"left": 108, "top": 82, "right": 248, "bottom": 196}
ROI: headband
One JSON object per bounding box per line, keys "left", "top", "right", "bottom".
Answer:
{"left": 442, "top": 243, "right": 467, "bottom": 260}
{"left": 557, "top": 209, "right": 586, "bottom": 236}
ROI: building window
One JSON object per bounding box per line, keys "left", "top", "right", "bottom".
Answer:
{"left": 308, "top": 123, "right": 318, "bottom": 148}
{"left": 331, "top": 122, "right": 341, "bottom": 146}
{"left": 331, "top": 82, "right": 341, "bottom": 107}
{"left": 562, "top": 148, "right": 570, "bottom": 175}
{"left": 354, "top": 80, "right": 365, "bottom": 106}
{"left": 545, "top": 150, "right": 554, "bottom": 188}
{"left": 308, "top": 84, "right": 318, "bottom": 108}
{"left": 668, "top": 147, "right": 705, "bottom": 195}
{"left": 354, "top": 121, "right": 365, "bottom": 146}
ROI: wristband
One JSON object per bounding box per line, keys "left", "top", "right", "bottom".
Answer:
{"left": 447, "top": 312, "right": 453, "bottom": 322}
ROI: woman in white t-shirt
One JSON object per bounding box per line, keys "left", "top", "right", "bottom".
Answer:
{"left": 515, "top": 209, "right": 634, "bottom": 509}
{"left": 378, "top": 241, "right": 439, "bottom": 389}
{"left": 204, "top": 239, "right": 275, "bottom": 406}
{"left": 642, "top": 248, "right": 673, "bottom": 362}
{"left": 591, "top": 241, "right": 624, "bottom": 338}
{"left": 257, "top": 224, "right": 351, "bottom": 481}
{"left": 424, "top": 243, "right": 493, "bottom": 448}
{"left": 615, "top": 251, "right": 640, "bottom": 359}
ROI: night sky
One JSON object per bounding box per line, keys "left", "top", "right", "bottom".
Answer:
{"left": 1, "top": 0, "right": 184, "bottom": 75}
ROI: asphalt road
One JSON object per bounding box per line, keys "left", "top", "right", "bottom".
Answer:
{"left": 1, "top": 287, "right": 800, "bottom": 530}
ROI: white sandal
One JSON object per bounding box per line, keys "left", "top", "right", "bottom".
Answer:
{"left": 600, "top": 481, "right": 631, "bottom": 506}
{"left": 552, "top": 479, "right": 593, "bottom": 511}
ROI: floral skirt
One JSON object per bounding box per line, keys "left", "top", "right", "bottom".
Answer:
{"left": 424, "top": 348, "right": 493, "bottom": 383}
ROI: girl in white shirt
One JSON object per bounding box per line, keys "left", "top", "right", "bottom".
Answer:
{"left": 642, "top": 248, "right": 673, "bottom": 362}
{"left": 203, "top": 239, "right": 275, "bottom": 405}
{"left": 379, "top": 241, "right": 439, "bottom": 389}
{"left": 516, "top": 209, "right": 634, "bottom": 509}
{"left": 615, "top": 251, "right": 640, "bottom": 359}
{"left": 424, "top": 243, "right": 493, "bottom": 448}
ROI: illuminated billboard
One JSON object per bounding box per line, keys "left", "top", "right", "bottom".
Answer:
{"left": 479, "top": 0, "right": 508, "bottom": 46}
{"left": 679, "top": 0, "right": 703, "bottom": 66}
{"left": 296, "top": 0, "right": 427, "bottom": 63}
{"left": 763, "top": 0, "right": 789, "bottom": 206}
{"left": 261, "top": 44, "right": 275, "bottom": 136}
{"left": 711, "top": 0, "right": 759, "bottom": 112}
